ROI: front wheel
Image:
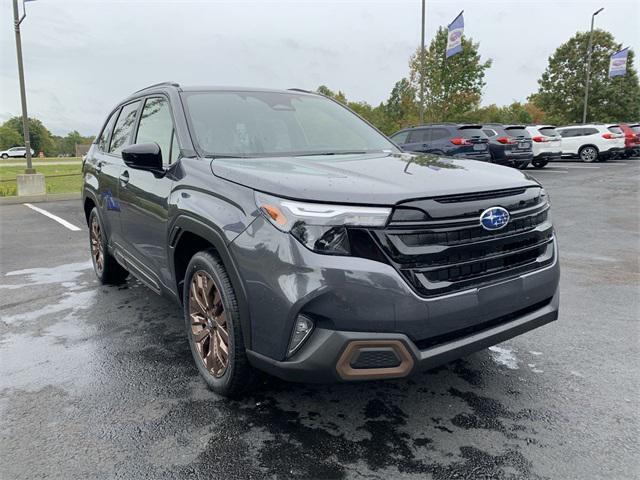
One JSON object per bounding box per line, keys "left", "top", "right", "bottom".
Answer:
{"left": 532, "top": 159, "right": 549, "bottom": 169}
{"left": 88, "top": 208, "right": 129, "bottom": 284}
{"left": 579, "top": 146, "right": 598, "bottom": 163}
{"left": 1, "top": 154, "right": 8, "bottom": 159}
{"left": 184, "top": 250, "right": 255, "bottom": 398}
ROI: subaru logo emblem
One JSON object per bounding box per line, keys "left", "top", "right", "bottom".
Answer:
{"left": 480, "top": 207, "right": 510, "bottom": 231}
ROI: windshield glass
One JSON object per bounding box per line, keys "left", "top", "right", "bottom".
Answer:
{"left": 182, "top": 91, "right": 397, "bottom": 157}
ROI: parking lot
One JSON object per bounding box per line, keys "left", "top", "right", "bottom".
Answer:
{"left": 1, "top": 159, "right": 638, "bottom": 479}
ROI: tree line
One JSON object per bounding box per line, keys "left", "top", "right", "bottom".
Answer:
{"left": 318, "top": 28, "right": 639, "bottom": 135}
{"left": 0, "top": 117, "right": 94, "bottom": 157}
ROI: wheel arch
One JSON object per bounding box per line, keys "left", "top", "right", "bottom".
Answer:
{"left": 170, "top": 215, "right": 252, "bottom": 349}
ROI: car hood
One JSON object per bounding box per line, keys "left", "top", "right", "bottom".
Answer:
{"left": 210, "top": 152, "right": 540, "bottom": 205}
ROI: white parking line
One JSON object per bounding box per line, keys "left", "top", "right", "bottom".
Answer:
{"left": 558, "top": 165, "right": 600, "bottom": 169}
{"left": 530, "top": 169, "right": 568, "bottom": 173}
{"left": 23, "top": 203, "right": 81, "bottom": 231}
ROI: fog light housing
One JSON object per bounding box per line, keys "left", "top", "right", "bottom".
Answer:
{"left": 287, "top": 315, "right": 314, "bottom": 357}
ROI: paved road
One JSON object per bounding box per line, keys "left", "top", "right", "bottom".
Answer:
{"left": 1, "top": 160, "right": 638, "bottom": 479}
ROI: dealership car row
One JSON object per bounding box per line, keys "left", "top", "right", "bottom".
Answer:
{"left": 390, "top": 122, "right": 640, "bottom": 167}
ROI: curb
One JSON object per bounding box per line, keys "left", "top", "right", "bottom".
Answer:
{"left": 0, "top": 192, "right": 81, "bottom": 205}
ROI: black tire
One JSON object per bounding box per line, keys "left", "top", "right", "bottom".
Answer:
{"left": 532, "top": 159, "right": 549, "bottom": 169}
{"left": 23, "top": 154, "right": 27, "bottom": 158}
{"left": 579, "top": 145, "right": 598, "bottom": 163}
{"left": 183, "top": 250, "right": 255, "bottom": 398}
{"left": 517, "top": 161, "right": 530, "bottom": 170}
{"left": 88, "top": 208, "right": 129, "bottom": 284}
{"left": 1, "top": 154, "right": 8, "bottom": 159}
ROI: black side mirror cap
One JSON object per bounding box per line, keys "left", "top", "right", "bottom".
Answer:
{"left": 121, "top": 143, "right": 163, "bottom": 171}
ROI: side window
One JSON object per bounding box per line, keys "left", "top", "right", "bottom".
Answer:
{"left": 431, "top": 128, "right": 449, "bottom": 140}
{"left": 97, "top": 111, "right": 118, "bottom": 152}
{"left": 391, "top": 131, "right": 409, "bottom": 144}
{"left": 170, "top": 130, "right": 181, "bottom": 164}
{"left": 408, "top": 129, "right": 430, "bottom": 143}
{"left": 583, "top": 128, "right": 598, "bottom": 136}
{"left": 110, "top": 101, "right": 141, "bottom": 154}
{"left": 559, "top": 129, "right": 575, "bottom": 138}
{"left": 136, "top": 97, "right": 175, "bottom": 165}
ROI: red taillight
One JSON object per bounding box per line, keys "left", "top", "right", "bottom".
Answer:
{"left": 451, "top": 137, "right": 471, "bottom": 145}
{"left": 532, "top": 135, "right": 548, "bottom": 143}
{"left": 602, "top": 133, "right": 615, "bottom": 139}
{"left": 496, "top": 136, "right": 516, "bottom": 144}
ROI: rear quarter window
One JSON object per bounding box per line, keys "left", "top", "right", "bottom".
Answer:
{"left": 607, "top": 126, "right": 623, "bottom": 134}
{"left": 631, "top": 125, "right": 640, "bottom": 134}
{"left": 582, "top": 128, "right": 598, "bottom": 136}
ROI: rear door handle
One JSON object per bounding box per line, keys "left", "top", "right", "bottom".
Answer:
{"left": 119, "top": 170, "right": 130, "bottom": 186}
{"left": 96, "top": 161, "right": 104, "bottom": 173}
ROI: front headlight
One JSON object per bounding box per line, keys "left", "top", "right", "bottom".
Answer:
{"left": 255, "top": 191, "right": 391, "bottom": 255}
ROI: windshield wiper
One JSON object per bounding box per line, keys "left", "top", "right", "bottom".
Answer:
{"left": 293, "top": 150, "right": 377, "bottom": 157}
{"left": 204, "top": 154, "right": 249, "bottom": 159}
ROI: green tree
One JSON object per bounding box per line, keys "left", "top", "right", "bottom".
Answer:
{"left": 0, "top": 124, "right": 23, "bottom": 150}
{"left": 384, "top": 78, "right": 418, "bottom": 133}
{"left": 2, "top": 117, "right": 54, "bottom": 155}
{"left": 410, "top": 26, "right": 492, "bottom": 122}
{"left": 530, "top": 30, "right": 640, "bottom": 124}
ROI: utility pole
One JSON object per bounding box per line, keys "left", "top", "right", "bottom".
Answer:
{"left": 12, "top": 0, "right": 34, "bottom": 173}
{"left": 419, "top": 0, "right": 425, "bottom": 124}
{"left": 582, "top": 7, "right": 604, "bottom": 124}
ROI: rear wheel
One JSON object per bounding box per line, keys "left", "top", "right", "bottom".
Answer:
{"left": 532, "top": 159, "right": 548, "bottom": 169}
{"left": 579, "top": 146, "right": 598, "bottom": 163}
{"left": 184, "top": 250, "right": 255, "bottom": 398}
{"left": 1, "top": 154, "right": 7, "bottom": 159}
{"left": 89, "top": 208, "right": 129, "bottom": 284}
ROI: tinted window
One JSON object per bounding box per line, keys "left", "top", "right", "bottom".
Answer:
{"left": 631, "top": 125, "right": 640, "bottom": 134}
{"left": 183, "top": 91, "right": 396, "bottom": 156}
{"left": 483, "top": 129, "right": 497, "bottom": 137}
{"left": 538, "top": 127, "right": 559, "bottom": 137}
{"left": 607, "top": 126, "right": 623, "bottom": 134}
{"left": 391, "top": 131, "right": 409, "bottom": 144}
{"left": 431, "top": 128, "right": 450, "bottom": 140}
{"left": 407, "top": 129, "right": 429, "bottom": 143}
{"left": 582, "top": 128, "right": 598, "bottom": 136}
{"left": 110, "top": 101, "right": 141, "bottom": 154}
{"left": 97, "top": 111, "right": 118, "bottom": 151}
{"left": 559, "top": 128, "right": 579, "bottom": 138}
{"left": 136, "top": 97, "right": 174, "bottom": 165}
{"left": 458, "top": 127, "right": 486, "bottom": 138}
{"left": 504, "top": 127, "right": 530, "bottom": 138}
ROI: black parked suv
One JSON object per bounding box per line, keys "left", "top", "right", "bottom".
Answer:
{"left": 390, "top": 124, "right": 491, "bottom": 161}
{"left": 482, "top": 124, "right": 534, "bottom": 169}
{"left": 83, "top": 83, "right": 559, "bottom": 397}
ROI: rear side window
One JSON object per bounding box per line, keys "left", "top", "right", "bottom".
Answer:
{"left": 538, "top": 127, "right": 559, "bottom": 137}
{"left": 458, "top": 127, "right": 486, "bottom": 138}
{"left": 110, "top": 101, "right": 141, "bottom": 154}
{"left": 607, "top": 126, "right": 623, "bottom": 134}
{"left": 97, "top": 111, "right": 118, "bottom": 152}
{"left": 391, "top": 131, "right": 409, "bottom": 144}
{"left": 559, "top": 128, "right": 579, "bottom": 138}
{"left": 407, "top": 129, "right": 430, "bottom": 143}
{"left": 136, "top": 97, "right": 175, "bottom": 165}
{"left": 504, "top": 127, "right": 530, "bottom": 138}
{"left": 582, "top": 128, "right": 598, "bottom": 136}
{"left": 430, "top": 128, "right": 450, "bottom": 140}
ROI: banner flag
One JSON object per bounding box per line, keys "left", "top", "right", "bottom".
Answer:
{"left": 446, "top": 11, "right": 464, "bottom": 58}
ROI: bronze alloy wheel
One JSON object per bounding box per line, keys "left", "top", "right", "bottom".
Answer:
{"left": 189, "top": 270, "right": 230, "bottom": 378}
{"left": 90, "top": 215, "right": 104, "bottom": 274}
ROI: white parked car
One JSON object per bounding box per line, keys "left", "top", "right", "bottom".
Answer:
{"left": 556, "top": 124, "right": 625, "bottom": 162}
{"left": 0, "top": 146, "right": 35, "bottom": 159}
{"left": 525, "top": 125, "right": 562, "bottom": 168}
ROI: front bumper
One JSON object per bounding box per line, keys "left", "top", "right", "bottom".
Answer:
{"left": 231, "top": 217, "right": 560, "bottom": 381}
{"left": 247, "top": 286, "right": 559, "bottom": 383}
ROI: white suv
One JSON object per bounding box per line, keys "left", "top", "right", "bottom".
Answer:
{"left": 0, "top": 146, "right": 34, "bottom": 159}
{"left": 556, "top": 124, "right": 625, "bottom": 162}
{"left": 525, "top": 125, "right": 562, "bottom": 168}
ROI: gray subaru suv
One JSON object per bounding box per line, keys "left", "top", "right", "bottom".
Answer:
{"left": 82, "top": 83, "right": 559, "bottom": 397}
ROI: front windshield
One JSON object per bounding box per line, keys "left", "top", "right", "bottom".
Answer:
{"left": 182, "top": 90, "right": 398, "bottom": 157}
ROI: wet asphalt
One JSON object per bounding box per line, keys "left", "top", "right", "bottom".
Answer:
{"left": 0, "top": 159, "right": 638, "bottom": 479}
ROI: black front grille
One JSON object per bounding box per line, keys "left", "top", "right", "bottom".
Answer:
{"left": 372, "top": 189, "right": 555, "bottom": 297}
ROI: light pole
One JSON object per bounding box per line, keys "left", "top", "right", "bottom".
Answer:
{"left": 12, "top": 0, "right": 35, "bottom": 173}
{"left": 419, "top": 0, "right": 425, "bottom": 124}
{"left": 582, "top": 7, "right": 604, "bottom": 124}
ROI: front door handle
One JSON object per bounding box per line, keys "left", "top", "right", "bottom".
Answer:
{"left": 119, "top": 170, "right": 130, "bottom": 187}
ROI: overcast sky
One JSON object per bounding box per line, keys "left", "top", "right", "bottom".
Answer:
{"left": 1, "top": 0, "right": 638, "bottom": 136}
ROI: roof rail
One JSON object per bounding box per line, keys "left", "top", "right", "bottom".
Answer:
{"left": 133, "top": 81, "right": 180, "bottom": 94}
{"left": 288, "top": 88, "right": 314, "bottom": 94}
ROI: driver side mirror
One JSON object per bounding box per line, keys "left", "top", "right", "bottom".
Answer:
{"left": 121, "top": 143, "right": 163, "bottom": 171}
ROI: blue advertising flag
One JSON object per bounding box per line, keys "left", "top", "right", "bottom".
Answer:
{"left": 609, "top": 48, "right": 629, "bottom": 78}
{"left": 446, "top": 11, "right": 464, "bottom": 59}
